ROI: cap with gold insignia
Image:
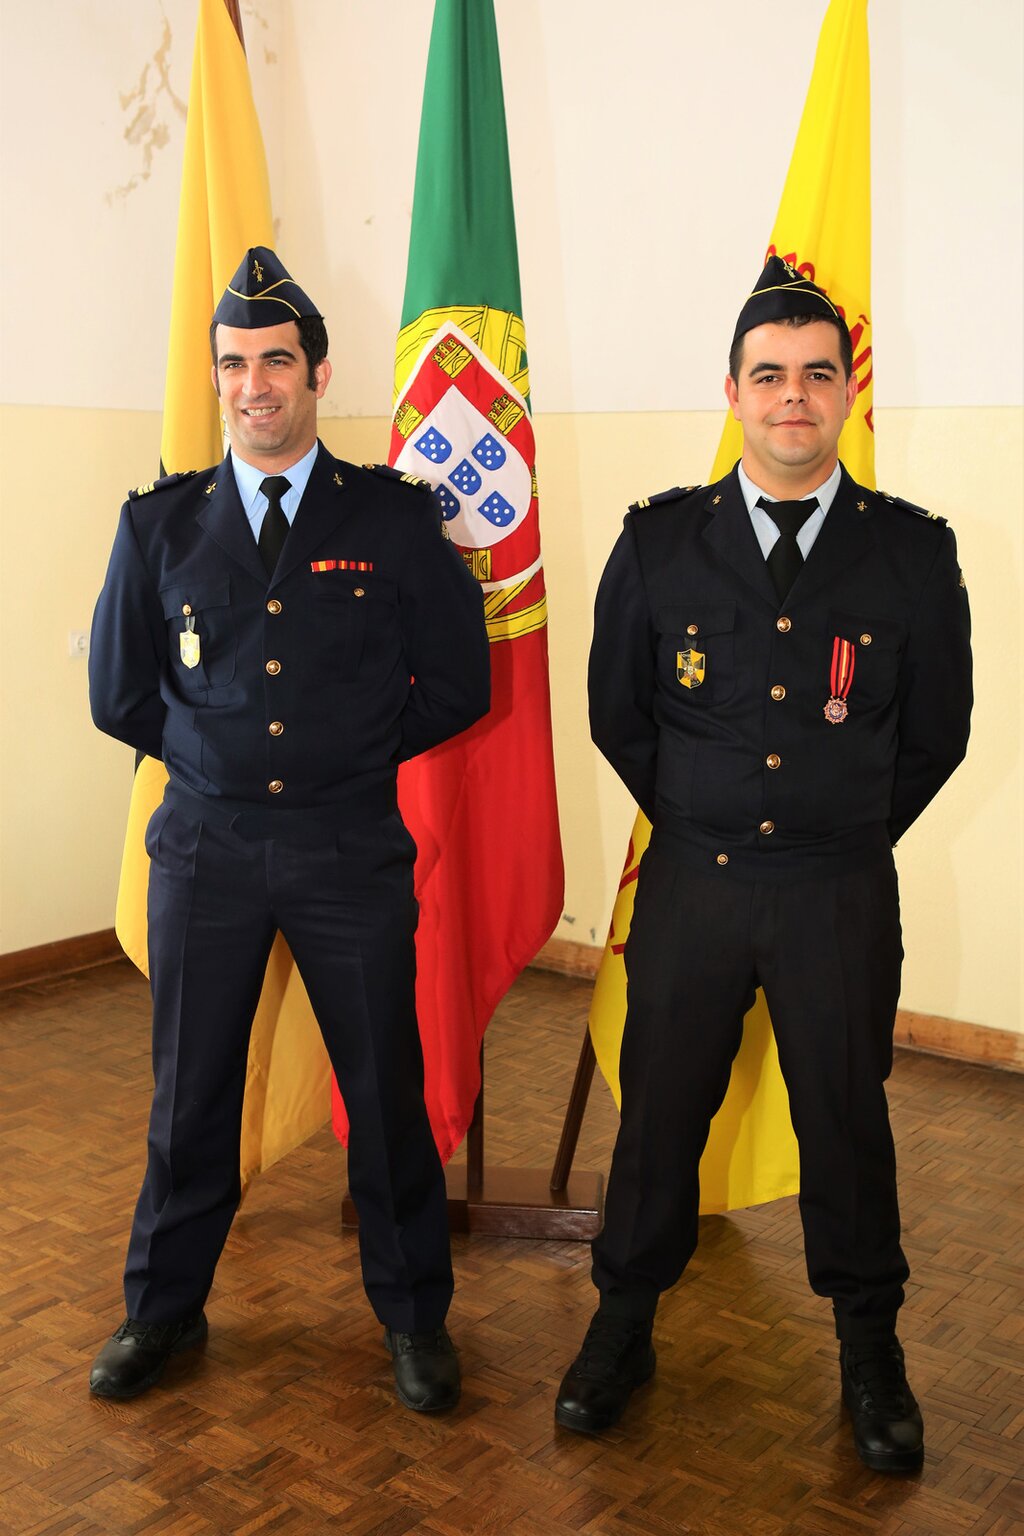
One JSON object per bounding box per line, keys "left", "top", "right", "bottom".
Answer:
{"left": 212, "top": 247, "right": 323, "bottom": 329}
{"left": 733, "top": 254, "right": 849, "bottom": 347}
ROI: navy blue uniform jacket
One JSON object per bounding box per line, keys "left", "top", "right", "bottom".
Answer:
{"left": 90, "top": 443, "right": 490, "bottom": 806}
{"left": 588, "top": 464, "right": 972, "bottom": 873}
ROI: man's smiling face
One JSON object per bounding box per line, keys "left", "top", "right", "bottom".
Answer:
{"left": 212, "top": 320, "right": 331, "bottom": 471}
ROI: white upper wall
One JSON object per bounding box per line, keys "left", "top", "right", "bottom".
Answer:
{"left": 1, "top": 0, "right": 1021, "bottom": 416}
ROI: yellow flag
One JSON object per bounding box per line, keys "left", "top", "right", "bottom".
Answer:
{"left": 589, "top": 0, "right": 872, "bottom": 1214}
{"left": 114, "top": 0, "right": 330, "bottom": 1187}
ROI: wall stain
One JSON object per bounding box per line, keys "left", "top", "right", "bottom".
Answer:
{"left": 242, "top": 3, "right": 276, "bottom": 66}
{"left": 108, "top": 12, "right": 187, "bottom": 204}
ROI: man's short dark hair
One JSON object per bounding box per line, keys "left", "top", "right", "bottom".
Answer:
{"left": 729, "top": 312, "right": 853, "bottom": 383}
{"left": 209, "top": 314, "right": 329, "bottom": 389}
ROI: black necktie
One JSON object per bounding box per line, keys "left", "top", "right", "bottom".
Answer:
{"left": 258, "top": 475, "right": 292, "bottom": 577}
{"left": 758, "top": 496, "right": 818, "bottom": 602}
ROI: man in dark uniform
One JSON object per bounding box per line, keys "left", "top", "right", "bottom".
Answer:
{"left": 555, "top": 257, "right": 972, "bottom": 1472}
{"left": 88, "top": 248, "right": 489, "bottom": 1411}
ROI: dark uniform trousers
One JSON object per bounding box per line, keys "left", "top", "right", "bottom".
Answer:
{"left": 129, "top": 787, "right": 452, "bottom": 1333}
{"left": 593, "top": 838, "right": 908, "bottom": 1343}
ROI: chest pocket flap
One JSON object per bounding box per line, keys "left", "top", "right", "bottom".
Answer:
{"left": 655, "top": 600, "right": 737, "bottom": 703}
{"left": 160, "top": 576, "right": 234, "bottom": 687}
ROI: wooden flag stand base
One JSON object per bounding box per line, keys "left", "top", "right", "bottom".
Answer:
{"left": 342, "top": 1036, "right": 604, "bottom": 1240}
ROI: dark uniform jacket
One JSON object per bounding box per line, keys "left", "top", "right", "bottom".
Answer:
{"left": 589, "top": 463, "right": 971, "bottom": 876}
{"left": 90, "top": 442, "right": 490, "bottom": 810}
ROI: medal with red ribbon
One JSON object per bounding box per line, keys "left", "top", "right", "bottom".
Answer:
{"left": 824, "top": 636, "right": 855, "bottom": 724}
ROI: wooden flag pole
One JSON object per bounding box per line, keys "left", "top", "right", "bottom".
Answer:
{"left": 550, "top": 1028, "right": 597, "bottom": 1193}
{"left": 344, "top": 1033, "right": 604, "bottom": 1240}
{"left": 224, "top": 0, "right": 245, "bottom": 47}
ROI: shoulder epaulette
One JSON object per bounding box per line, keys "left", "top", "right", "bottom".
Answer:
{"left": 363, "top": 462, "right": 431, "bottom": 491}
{"left": 629, "top": 484, "right": 703, "bottom": 515}
{"left": 128, "top": 469, "right": 198, "bottom": 501}
{"left": 878, "top": 490, "right": 947, "bottom": 526}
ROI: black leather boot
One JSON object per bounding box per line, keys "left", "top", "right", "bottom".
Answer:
{"left": 384, "top": 1326, "right": 460, "bottom": 1412}
{"left": 555, "top": 1312, "right": 656, "bottom": 1434}
{"left": 840, "top": 1338, "right": 924, "bottom": 1473}
{"left": 89, "top": 1313, "right": 208, "bottom": 1399}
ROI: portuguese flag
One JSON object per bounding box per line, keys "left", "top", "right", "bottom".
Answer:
{"left": 333, "top": 0, "right": 563, "bottom": 1161}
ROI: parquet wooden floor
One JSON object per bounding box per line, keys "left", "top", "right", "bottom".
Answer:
{"left": 0, "top": 962, "right": 1021, "bottom": 1536}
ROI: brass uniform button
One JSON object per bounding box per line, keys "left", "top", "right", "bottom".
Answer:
{"left": 265, "top": 659, "right": 281, "bottom": 675}
{"left": 268, "top": 780, "right": 284, "bottom": 794}
{"left": 770, "top": 685, "right": 786, "bottom": 701}
{"left": 716, "top": 853, "right": 729, "bottom": 866}
{"left": 766, "top": 753, "right": 782, "bottom": 769}
{"left": 268, "top": 721, "right": 284, "bottom": 736}
{"left": 182, "top": 603, "right": 192, "bottom": 617}
{"left": 353, "top": 587, "right": 366, "bottom": 598}
{"left": 759, "top": 820, "right": 775, "bottom": 835}
{"left": 267, "top": 599, "right": 282, "bottom": 615}
{"left": 686, "top": 623, "right": 699, "bottom": 636}
{"left": 860, "top": 632, "right": 872, "bottom": 646}
{"left": 776, "top": 616, "right": 792, "bottom": 633}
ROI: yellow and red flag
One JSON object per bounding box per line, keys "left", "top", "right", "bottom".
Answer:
{"left": 333, "top": 0, "right": 563, "bottom": 1161}
{"left": 114, "top": 0, "right": 331, "bottom": 1186}
{"left": 589, "top": 0, "right": 873, "bottom": 1212}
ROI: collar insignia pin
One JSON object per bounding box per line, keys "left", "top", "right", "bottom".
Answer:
{"left": 857, "top": 500, "right": 867, "bottom": 511}
{"left": 712, "top": 494, "right": 722, "bottom": 505}
{"left": 205, "top": 482, "right": 216, "bottom": 495}
{"left": 334, "top": 473, "right": 344, "bottom": 487}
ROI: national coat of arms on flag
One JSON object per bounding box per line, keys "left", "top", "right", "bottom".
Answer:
{"left": 391, "top": 324, "right": 546, "bottom": 644}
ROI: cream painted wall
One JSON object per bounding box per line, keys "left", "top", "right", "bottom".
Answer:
{"left": 1, "top": 1, "right": 1021, "bottom": 1033}
{"left": 1, "top": 2, "right": 1021, "bottom": 413}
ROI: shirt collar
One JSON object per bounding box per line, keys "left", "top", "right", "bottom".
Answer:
{"left": 736, "top": 459, "right": 842, "bottom": 516}
{"left": 230, "top": 440, "right": 320, "bottom": 522}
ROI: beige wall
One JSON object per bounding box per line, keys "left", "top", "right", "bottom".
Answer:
{"left": 1, "top": 1, "right": 1021, "bottom": 1034}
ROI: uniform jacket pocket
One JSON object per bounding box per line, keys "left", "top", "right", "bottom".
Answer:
{"left": 656, "top": 599, "right": 737, "bottom": 705}
{"left": 160, "top": 577, "right": 236, "bottom": 689}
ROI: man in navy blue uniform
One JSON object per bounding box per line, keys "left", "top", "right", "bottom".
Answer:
{"left": 555, "top": 258, "right": 972, "bottom": 1471}
{"left": 88, "top": 248, "right": 489, "bottom": 1410}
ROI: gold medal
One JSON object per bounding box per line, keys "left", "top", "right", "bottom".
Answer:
{"left": 179, "top": 615, "right": 201, "bottom": 669}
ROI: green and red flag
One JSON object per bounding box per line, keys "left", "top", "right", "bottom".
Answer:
{"left": 332, "top": 0, "right": 563, "bottom": 1161}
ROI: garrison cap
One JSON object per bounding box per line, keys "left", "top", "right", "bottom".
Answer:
{"left": 212, "top": 247, "right": 322, "bottom": 329}
{"left": 732, "top": 254, "right": 848, "bottom": 346}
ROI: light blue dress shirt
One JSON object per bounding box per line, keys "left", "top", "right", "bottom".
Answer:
{"left": 230, "top": 441, "right": 319, "bottom": 541}
{"left": 737, "top": 460, "right": 842, "bottom": 561}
